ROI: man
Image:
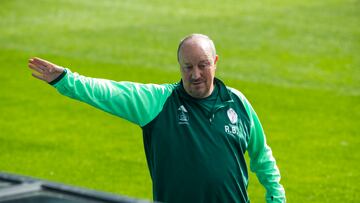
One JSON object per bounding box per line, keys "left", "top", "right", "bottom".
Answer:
{"left": 28, "top": 34, "right": 285, "bottom": 203}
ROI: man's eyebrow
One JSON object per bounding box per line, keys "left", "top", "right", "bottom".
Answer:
{"left": 199, "top": 60, "right": 210, "bottom": 64}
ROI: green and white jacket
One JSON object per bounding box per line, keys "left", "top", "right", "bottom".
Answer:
{"left": 52, "top": 69, "right": 286, "bottom": 203}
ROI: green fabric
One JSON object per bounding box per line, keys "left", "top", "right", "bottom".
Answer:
{"left": 228, "top": 88, "right": 286, "bottom": 203}
{"left": 142, "top": 80, "right": 249, "bottom": 203}
{"left": 52, "top": 70, "right": 285, "bottom": 203}
{"left": 142, "top": 79, "right": 285, "bottom": 203}
{"left": 196, "top": 83, "right": 222, "bottom": 114}
{"left": 53, "top": 69, "right": 175, "bottom": 127}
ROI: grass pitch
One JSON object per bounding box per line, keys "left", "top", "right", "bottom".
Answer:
{"left": 0, "top": 0, "right": 359, "bottom": 202}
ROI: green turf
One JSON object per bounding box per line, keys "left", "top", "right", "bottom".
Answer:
{"left": 0, "top": 0, "right": 359, "bottom": 202}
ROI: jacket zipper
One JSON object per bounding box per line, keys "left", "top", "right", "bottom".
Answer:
{"left": 209, "top": 105, "right": 227, "bottom": 124}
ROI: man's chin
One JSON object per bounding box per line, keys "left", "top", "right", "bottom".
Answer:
{"left": 189, "top": 90, "right": 208, "bottom": 99}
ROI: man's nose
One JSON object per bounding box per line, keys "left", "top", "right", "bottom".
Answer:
{"left": 191, "top": 67, "right": 201, "bottom": 80}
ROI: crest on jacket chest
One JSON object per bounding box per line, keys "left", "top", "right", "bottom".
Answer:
{"left": 225, "top": 108, "right": 240, "bottom": 136}
{"left": 227, "top": 108, "right": 238, "bottom": 124}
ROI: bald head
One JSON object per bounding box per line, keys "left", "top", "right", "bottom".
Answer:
{"left": 177, "top": 34, "right": 219, "bottom": 98}
{"left": 177, "top": 34, "right": 216, "bottom": 63}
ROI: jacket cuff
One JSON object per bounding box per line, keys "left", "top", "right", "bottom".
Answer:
{"left": 49, "top": 68, "right": 67, "bottom": 86}
{"left": 266, "top": 195, "right": 286, "bottom": 203}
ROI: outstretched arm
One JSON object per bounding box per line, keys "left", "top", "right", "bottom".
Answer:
{"left": 28, "top": 57, "right": 64, "bottom": 83}
{"left": 27, "top": 57, "right": 176, "bottom": 127}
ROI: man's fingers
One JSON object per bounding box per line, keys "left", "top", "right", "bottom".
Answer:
{"left": 32, "top": 58, "right": 52, "bottom": 70}
{"left": 29, "top": 58, "right": 49, "bottom": 71}
{"left": 28, "top": 57, "right": 65, "bottom": 82}
{"left": 32, "top": 57, "right": 55, "bottom": 68}
{"left": 31, "top": 72, "right": 47, "bottom": 82}
{"left": 30, "top": 57, "right": 63, "bottom": 74}
{"left": 28, "top": 62, "right": 44, "bottom": 73}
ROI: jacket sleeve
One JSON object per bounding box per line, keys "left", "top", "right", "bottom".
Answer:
{"left": 245, "top": 101, "right": 286, "bottom": 202}
{"left": 229, "top": 87, "right": 286, "bottom": 202}
{"left": 52, "top": 68, "right": 174, "bottom": 127}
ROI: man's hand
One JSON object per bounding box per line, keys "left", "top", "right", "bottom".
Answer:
{"left": 28, "top": 57, "right": 65, "bottom": 83}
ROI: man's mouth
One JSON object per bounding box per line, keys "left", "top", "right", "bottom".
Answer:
{"left": 191, "top": 81, "right": 203, "bottom": 85}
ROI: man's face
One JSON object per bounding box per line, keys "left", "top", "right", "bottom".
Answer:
{"left": 179, "top": 41, "right": 218, "bottom": 99}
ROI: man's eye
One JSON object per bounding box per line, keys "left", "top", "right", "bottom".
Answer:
{"left": 198, "top": 64, "right": 206, "bottom": 69}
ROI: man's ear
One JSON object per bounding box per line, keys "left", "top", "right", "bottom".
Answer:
{"left": 214, "top": 55, "right": 219, "bottom": 66}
